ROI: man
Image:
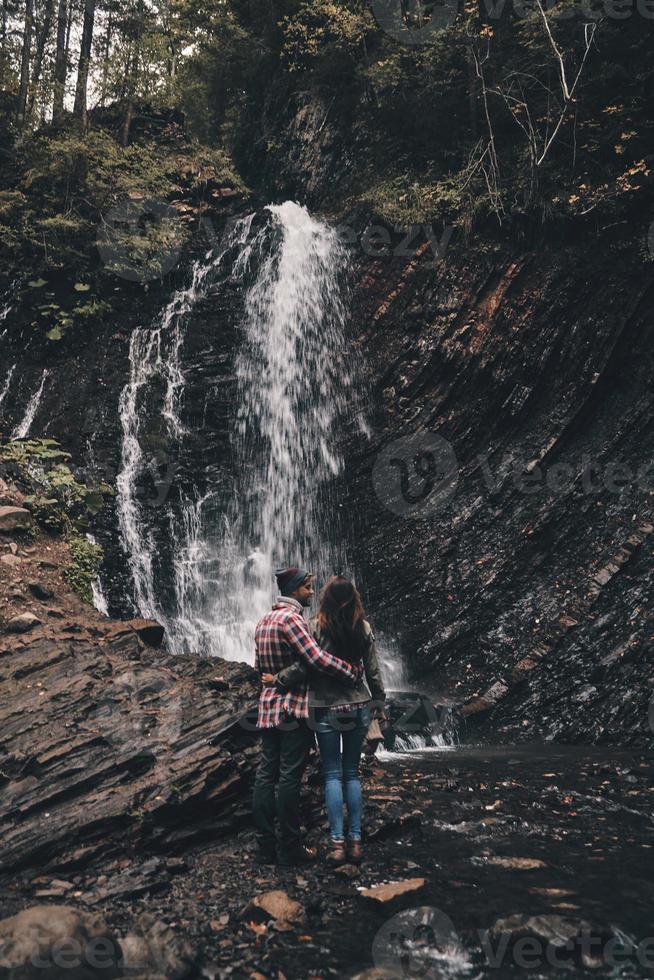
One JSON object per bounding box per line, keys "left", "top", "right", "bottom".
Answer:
{"left": 252, "top": 566, "right": 362, "bottom": 867}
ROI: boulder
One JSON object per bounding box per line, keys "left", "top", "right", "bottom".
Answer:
{"left": 0, "top": 631, "right": 259, "bottom": 876}
{"left": 488, "top": 913, "right": 594, "bottom": 945}
{"left": 0, "top": 506, "right": 32, "bottom": 533}
{"left": 1, "top": 554, "right": 23, "bottom": 568}
{"left": 358, "top": 878, "right": 426, "bottom": 908}
{"left": 0, "top": 904, "right": 122, "bottom": 979}
{"left": 241, "top": 890, "right": 306, "bottom": 926}
{"left": 5, "top": 613, "right": 41, "bottom": 634}
{"left": 127, "top": 619, "right": 165, "bottom": 647}
{"left": 27, "top": 581, "right": 53, "bottom": 601}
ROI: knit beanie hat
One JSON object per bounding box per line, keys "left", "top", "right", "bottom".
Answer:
{"left": 275, "top": 566, "right": 311, "bottom": 596}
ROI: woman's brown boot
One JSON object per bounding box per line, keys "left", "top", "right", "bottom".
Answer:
{"left": 347, "top": 838, "right": 362, "bottom": 864}
{"left": 326, "top": 839, "right": 347, "bottom": 864}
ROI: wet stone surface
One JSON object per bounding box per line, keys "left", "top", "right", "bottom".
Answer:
{"left": 4, "top": 743, "right": 651, "bottom": 978}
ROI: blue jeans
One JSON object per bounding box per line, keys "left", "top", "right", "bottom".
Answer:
{"left": 314, "top": 704, "right": 370, "bottom": 841}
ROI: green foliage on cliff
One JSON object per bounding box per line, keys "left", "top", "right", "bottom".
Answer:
{"left": 64, "top": 536, "right": 103, "bottom": 604}
{"left": 174, "top": 0, "right": 653, "bottom": 230}
{"left": 0, "top": 126, "right": 244, "bottom": 282}
{"left": 0, "top": 439, "right": 113, "bottom": 533}
{"left": 1, "top": 0, "right": 651, "bottom": 247}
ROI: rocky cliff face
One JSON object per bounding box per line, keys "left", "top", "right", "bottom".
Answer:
{"left": 1, "top": 102, "right": 651, "bottom": 746}
{"left": 344, "top": 228, "right": 654, "bottom": 744}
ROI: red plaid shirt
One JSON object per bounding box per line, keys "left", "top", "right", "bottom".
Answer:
{"left": 254, "top": 597, "right": 361, "bottom": 728}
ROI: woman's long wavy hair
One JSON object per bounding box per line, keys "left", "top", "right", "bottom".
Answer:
{"left": 316, "top": 576, "right": 369, "bottom": 663}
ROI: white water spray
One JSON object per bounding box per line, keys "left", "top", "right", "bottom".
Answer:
{"left": 116, "top": 215, "right": 255, "bottom": 618}
{"left": 12, "top": 369, "right": 48, "bottom": 439}
{"left": 0, "top": 364, "right": 16, "bottom": 411}
{"left": 165, "top": 202, "right": 353, "bottom": 660}
{"left": 116, "top": 203, "right": 355, "bottom": 661}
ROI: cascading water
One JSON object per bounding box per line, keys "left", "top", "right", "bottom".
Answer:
{"left": 0, "top": 278, "right": 18, "bottom": 343}
{"left": 116, "top": 214, "right": 255, "bottom": 619}
{"left": 166, "top": 202, "right": 354, "bottom": 660}
{"left": 0, "top": 364, "right": 15, "bottom": 411}
{"left": 113, "top": 202, "right": 456, "bottom": 750}
{"left": 116, "top": 202, "right": 357, "bottom": 664}
{"left": 12, "top": 369, "right": 49, "bottom": 439}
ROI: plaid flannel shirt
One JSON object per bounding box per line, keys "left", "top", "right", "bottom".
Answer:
{"left": 254, "top": 597, "right": 361, "bottom": 728}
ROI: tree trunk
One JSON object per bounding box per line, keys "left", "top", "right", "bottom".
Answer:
{"left": 72, "top": 0, "right": 95, "bottom": 128}
{"left": 99, "top": 7, "right": 112, "bottom": 106}
{"left": 16, "top": 0, "right": 34, "bottom": 129}
{"left": 1, "top": 0, "right": 8, "bottom": 52}
{"left": 27, "top": 0, "right": 55, "bottom": 120}
{"left": 52, "top": 0, "right": 68, "bottom": 122}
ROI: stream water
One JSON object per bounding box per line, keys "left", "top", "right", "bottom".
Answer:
{"left": 362, "top": 744, "right": 654, "bottom": 980}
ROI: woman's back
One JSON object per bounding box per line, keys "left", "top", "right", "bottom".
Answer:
{"left": 309, "top": 619, "right": 386, "bottom": 708}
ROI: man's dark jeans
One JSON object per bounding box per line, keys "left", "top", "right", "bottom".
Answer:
{"left": 252, "top": 719, "right": 313, "bottom": 858}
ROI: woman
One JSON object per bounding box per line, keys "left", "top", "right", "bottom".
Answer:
{"left": 269, "top": 576, "right": 386, "bottom": 865}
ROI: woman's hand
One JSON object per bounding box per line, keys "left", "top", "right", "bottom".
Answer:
{"left": 261, "top": 673, "right": 276, "bottom": 686}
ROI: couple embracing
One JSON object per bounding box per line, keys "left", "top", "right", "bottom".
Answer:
{"left": 252, "top": 566, "right": 386, "bottom": 868}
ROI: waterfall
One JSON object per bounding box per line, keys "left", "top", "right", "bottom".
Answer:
{"left": 86, "top": 533, "right": 109, "bottom": 616}
{"left": 116, "top": 214, "right": 255, "bottom": 619}
{"left": 0, "top": 364, "right": 15, "bottom": 411}
{"left": 164, "top": 202, "right": 353, "bottom": 661}
{"left": 12, "top": 369, "right": 48, "bottom": 439}
{"left": 115, "top": 202, "right": 356, "bottom": 661}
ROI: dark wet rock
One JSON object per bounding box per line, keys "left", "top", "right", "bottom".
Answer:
{"left": 489, "top": 912, "right": 595, "bottom": 944}
{"left": 27, "top": 581, "right": 53, "bottom": 601}
{"left": 79, "top": 858, "right": 172, "bottom": 905}
{"left": 0, "top": 621, "right": 259, "bottom": 879}
{"left": 346, "top": 239, "right": 654, "bottom": 744}
{"left": 0, "top": 506, "right": 32, "bottom": 533}
{"left": 0, "top": 904, "right": 122, "bottom": 978}
{"left": 486, "top": 913, "right": 613, "bottom": 968}
{"left": 367, "top": 810, "right": 422, "bottom": 841}
{"left": 4, "top": 612, "right": 41, "bottom": 634}
{"left": 125, "top": 618, "right": 165, "bottom": 647}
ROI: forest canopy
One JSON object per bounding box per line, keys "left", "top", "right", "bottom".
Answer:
{"left": 0, "top": 0, "right": 652, "bottom": 245}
